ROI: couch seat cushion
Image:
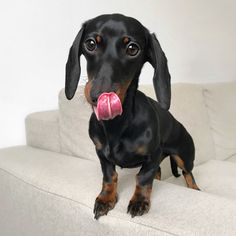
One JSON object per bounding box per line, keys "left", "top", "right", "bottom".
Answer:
{"left": 165, "top": 160, "right": 236, "bottom": 201}
{"left": 25, "top": 110, "right": 60, "bottom": 153}
{"left": 1, "top": 146, "right": 236, "bottom": 235}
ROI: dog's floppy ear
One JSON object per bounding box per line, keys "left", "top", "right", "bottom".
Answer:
{"left": 65, "top": 25, "right": 85, "bottom": 100}
{"left": 146, "top": 33, "right": 171, "bottom": 110}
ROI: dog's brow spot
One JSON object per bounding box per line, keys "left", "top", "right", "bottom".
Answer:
{"left": 123, "top": 37, "right": 130, "bottom": 44}
{"left": 96, "top": 35, "right": 102, "bottom": 43}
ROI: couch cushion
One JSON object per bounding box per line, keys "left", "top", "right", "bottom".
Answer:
{"left": 165, "top": 160, "right": 236, "bottom": 201}
{"left": 1, "top": 146, "right": 236, "bottom": 236}
{"left": 203, "top": 81, "right": 236, "bottom": 160}
{"left": 58, "top": 87, "right": 97, "bottom": 162}
{"left": 25, "top": 110, "right": 60, "bottom": 153}
{"left": 140, "top": 84, "right": 215, "bottom": 165}
{"left": 226, "top": 154, "right": 236, "bottom": 163}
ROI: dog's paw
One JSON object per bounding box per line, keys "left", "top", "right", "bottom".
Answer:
{"left": 127, "top": 199, "right": 150, "bottom": 218}
{"left": 93, "top": 196, "right": 117, "bottom": 220}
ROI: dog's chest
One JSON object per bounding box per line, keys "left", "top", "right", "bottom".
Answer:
{"left": 101, "top": 137, "right": 148, "bottom": 168}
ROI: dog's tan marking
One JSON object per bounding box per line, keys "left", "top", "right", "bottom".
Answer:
{"left": 172, "top": 155, "right": 186, "bottom": 171}
{"left": 128, "top": 178, "right": 152, "bottom": 217}
{"left": 97, "top": 172, "right": 118, "bottom": 204}
{"left": 131, "top": 176, "right": 152, "bottom": 200}
{"left": 96, "top": 35, "right": 102, "bottom": 44}
{"left": 155, "top": 168, "right": 161, "bottom": 180}
{"left": 172, "top": 155, "right": 200, "bottom": 190}
{"left": 93, "top": 137, "right": 103, "bottom": 150}
{"left": 183, "top": 172, "right": 200, "bottom": 190}
{"left": 130, "top": 183, "right": 152, "bottom": 203}
{"left": 123, "top": 36, "right": 130, "bottom": 44}
{"left": 84, "top": 80, "right": 93, "bottom": 104}
{"left": 135, "top": 145, "right": 147, "bottom": 155}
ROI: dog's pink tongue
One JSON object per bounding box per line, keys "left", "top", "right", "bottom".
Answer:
{"left": 94, "top": 92, "right": 123, "bottom": 121}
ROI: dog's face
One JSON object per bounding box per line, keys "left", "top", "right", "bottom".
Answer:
{"left": 82, "top": 15, "right": 147, "bottom": 105}
{"left": 65, "top": 14, "right": 171, "bottom": 110}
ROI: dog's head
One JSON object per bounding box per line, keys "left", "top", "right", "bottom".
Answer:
{"left": 65, "top": 14, "right": 171, "bottom": 110}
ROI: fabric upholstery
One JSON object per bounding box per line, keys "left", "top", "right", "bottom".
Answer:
{"left": 58, "top": 87, "right": 97, "bottom": 162}
{"left": 25, "top": 110, "right": 60, "bottom": 153}
{"left": 1, "top": 146, "right": 236, "bottom": 236}
{"left": 226, "top": 154, "right": 236, "bottom": 163}
{"left": 203, "top": 81, "right": 236, "bottom": 160}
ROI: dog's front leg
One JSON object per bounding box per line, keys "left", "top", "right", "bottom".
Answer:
{"left": 94, "top": 151, "right": 118, "bottom": 220}
{"left": 127, "top": 154, "right": 160, "bottom": 217}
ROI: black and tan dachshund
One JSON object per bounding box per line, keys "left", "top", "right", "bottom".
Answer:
{"left": 65, "top": 14, "right": 200, "bottom": 219}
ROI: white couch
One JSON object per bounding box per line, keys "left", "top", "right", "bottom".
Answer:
{"left": 1, "top": 81, "right": 236, "bottom": 236}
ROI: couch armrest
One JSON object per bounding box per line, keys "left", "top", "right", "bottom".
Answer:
{"left": 25, "top": 110, "right": 60, "bottom": 153}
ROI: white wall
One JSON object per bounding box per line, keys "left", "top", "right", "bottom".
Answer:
{"left": 0, "top": 0, "right": 236, "bottom": 148}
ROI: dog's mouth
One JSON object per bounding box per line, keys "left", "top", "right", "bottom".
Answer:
{"left": 93, "top": 92, "right": 123, "bottom": 121}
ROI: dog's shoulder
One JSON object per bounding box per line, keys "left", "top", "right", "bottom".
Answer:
{"left": 136, "top": 90, "right": 177, "bottom": 123}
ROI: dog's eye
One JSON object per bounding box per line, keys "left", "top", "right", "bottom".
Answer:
{"left": 126, "top": 43, "right": 140, "bottom": 56}
{"left": 85, "top": 39, "right": 97, "bottom": 52}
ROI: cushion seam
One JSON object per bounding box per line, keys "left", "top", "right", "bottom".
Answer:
{"left": 202, "top": 87, "right": 217, "bottom": 159}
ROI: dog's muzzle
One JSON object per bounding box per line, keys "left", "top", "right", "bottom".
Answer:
{"left": 93, "top": 92, "right": 123, "bottom": 120}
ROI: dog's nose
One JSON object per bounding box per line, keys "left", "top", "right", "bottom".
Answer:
{"left": 91, "top": 96, "right": 98, "bottom": 104}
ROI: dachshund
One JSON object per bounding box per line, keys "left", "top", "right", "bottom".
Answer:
{"left": 65, "top": 14, "right": 200, "bottom": 219}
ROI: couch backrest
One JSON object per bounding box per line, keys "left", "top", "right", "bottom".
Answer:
{"left": 203, "top": 81, "right": 236, "bottom": 161}
{"left": 59, "top": 87, "right": 96, "bottom": 161}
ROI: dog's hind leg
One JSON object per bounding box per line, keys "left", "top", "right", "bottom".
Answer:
{"left": 182, "top": 170, "right": 200, "bottom": 190}
{"left": 170, "top": 155, "right": 181, "bottom": 177}
{"left": 172, "top": 154, "right": 200, "bottom": 191}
